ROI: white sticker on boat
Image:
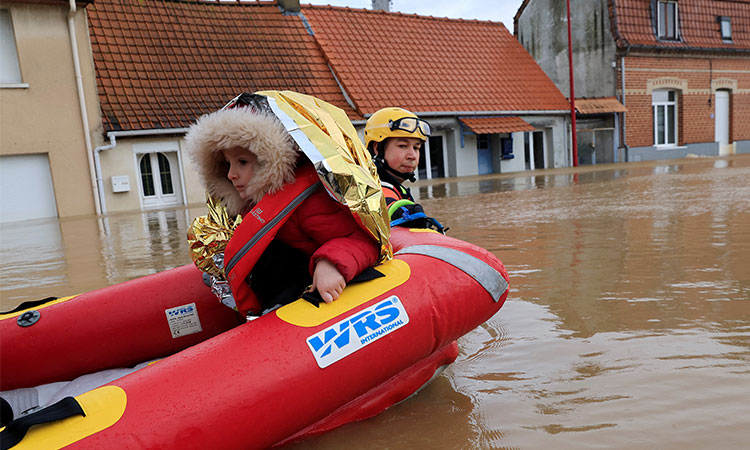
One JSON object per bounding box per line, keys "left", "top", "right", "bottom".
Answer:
{"left": 165, "top": 303, "right": 203, "bottom": 338}
{"left": 306, "top": 296, "right": 409, "bottom": 368}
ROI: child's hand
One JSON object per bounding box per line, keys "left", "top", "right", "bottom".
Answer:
{"left": 311, "top": 259, "right": 345, "bottom": 303}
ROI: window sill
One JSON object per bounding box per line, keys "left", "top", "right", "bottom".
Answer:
{"left": 0, "top": 83, "right": 30, "bottom": 89}
{"left": 655, "top": 145, "right": 686, "bottom": 150}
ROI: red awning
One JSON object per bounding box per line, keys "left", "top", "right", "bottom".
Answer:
{"left": 574, "top": 97, "right": 627, "bottom": 115}
{"left": 459, "top": 116, "right": 536, "bottom": 134}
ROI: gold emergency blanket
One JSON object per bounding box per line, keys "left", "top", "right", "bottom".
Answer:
{"left": 187, "top": 196, "right": 242, "bottom": 278}
{"left": 187, "top": 90, "right": 392, "bottom": 279}
{"left": 258, "top": 90, "right": 392, "bottom": 261}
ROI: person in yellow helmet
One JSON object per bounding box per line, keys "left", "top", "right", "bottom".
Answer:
{"left": 364, "top": 107, "right": 446, "bottom": 233}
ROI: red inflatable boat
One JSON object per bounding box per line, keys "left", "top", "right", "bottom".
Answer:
{"left": 0, "top": 228, "right": 508, "bottom": 449}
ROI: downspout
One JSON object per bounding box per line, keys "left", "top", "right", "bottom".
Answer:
{"left": 94, "top": 134, "right": 116, "bottom": 215}
{"left": 68, "top": 0, "right": 101, "bottom": 215}
{"left": 620, "top": 45, "right": 630, "bottom": 161}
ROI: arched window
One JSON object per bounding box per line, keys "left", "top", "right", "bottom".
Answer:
{"left": 157, "top": 153, "right": 174, "bottom": 195}
{"left": 139, "top": 154, "right": 155, "bottom": 196}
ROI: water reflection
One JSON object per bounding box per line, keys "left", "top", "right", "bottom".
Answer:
{"left": 0, "top": 207, "right": 202, "bottom": 309}
{"left": 0, "top": 218, "right": 65, "bottom": 293}
{"left": 282, "top": 375, "right": 481, "bottom": 450}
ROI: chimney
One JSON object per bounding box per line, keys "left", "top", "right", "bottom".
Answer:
{"left": 278, "top": 0, "right": 300, "bottom": 13}
{"left": 372, "top": 0, "right": 390, "bottom": 12}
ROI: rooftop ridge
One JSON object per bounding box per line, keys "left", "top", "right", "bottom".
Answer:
{"left": 302, "top": 3, "right": 506, "bottom": 26}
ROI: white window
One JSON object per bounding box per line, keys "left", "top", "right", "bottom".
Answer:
{"left": 719, "top": 16, "right": 732, "bottom": 41}
{"left": 652, "top": 90, "right": 678, "bottom": 147}
{"left": 0, "top": 9, "right": 23, "bottom": 84}
{"left": 657, "top": 0, "right": 679, "bottom": 40}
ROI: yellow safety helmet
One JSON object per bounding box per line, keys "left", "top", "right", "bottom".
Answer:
{"left": 364, "top": 107, "right": 431, "bottom": 150}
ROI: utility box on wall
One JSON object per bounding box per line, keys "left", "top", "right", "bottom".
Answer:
{"left": 111, "top": 175, "right": 130, "bottom": 193}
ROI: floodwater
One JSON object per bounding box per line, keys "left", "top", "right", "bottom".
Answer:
{"left": 2, "top": 155, "right": 749, "bottom": 449}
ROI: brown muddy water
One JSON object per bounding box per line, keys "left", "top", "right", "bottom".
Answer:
{"left": 2, "top": 156, "right": 749, "bottom": 449}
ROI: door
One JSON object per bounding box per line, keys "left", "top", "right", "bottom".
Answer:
{"left": 477, "top": 134, "right": 493, "bottom": 175}
{"left": 533, "top": 131, "right": 545, "bottom": 169}
{"left": 418, "top": 135, "right": 446, "bottom": 180}
{"left": 524, "top": 131, "right": 544, "bottom": 171}
{"left": 715, "top": 90, "right": 730, "bottom": 155}
{"left": 0, "top": 154, "right": 58, "bottom": 223}
{"left": 138, "top": 152, "right": 179, "bottom": 209}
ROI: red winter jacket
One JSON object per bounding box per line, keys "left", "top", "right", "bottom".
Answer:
{"left": 276, "top": 188, "right": 379, "bottom": 281}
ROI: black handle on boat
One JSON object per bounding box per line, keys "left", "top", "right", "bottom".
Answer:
{"left": 1, "top": 297, "right": 57, "bottom": 315}
{"left": 0, "top": 397, "right": 85, "bottom": 450}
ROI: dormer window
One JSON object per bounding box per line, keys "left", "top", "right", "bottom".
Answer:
{"left": 657, "top": 0, "right": 679, "bottom": 40}
{"left": 719, "top": 16, "right": 732, "bottom": 41}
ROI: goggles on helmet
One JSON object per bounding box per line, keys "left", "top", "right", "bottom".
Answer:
{"left": 389, "top": 117, "right": 431, "bottom": 138}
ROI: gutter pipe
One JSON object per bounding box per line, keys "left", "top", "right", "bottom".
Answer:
{"left": 68, "top": 0, "right": 101, "bottom": 215}
{"left": 620, "top": 44, "right": 630, "bottom": 161}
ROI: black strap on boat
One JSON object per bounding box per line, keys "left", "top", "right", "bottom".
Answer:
{"left": 0, "top": 397, "right": 85, "bottom": 450}
{"left": 0, "top": 297, "right": 58, "bottom": 315}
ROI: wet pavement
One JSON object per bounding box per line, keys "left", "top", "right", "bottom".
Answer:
{"left": 2, "top": 155, "right": 749, "bottom": 449}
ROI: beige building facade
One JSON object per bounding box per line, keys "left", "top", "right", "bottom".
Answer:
{"left": 0, "top": 0, "right": 100, "bottom": 222}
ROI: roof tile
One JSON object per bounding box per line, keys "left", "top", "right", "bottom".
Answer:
{"left": 88, "top": 0, "right": 359, "bottom": 132}
{"left": 613, "top": 0, "right": 750, "bottom": 50}
{"left": 301, "top": 5, "right": 570, "bottom": 115}
{"left": 575, "top": 97, "right": 628, "bottom": 115}
{"left": 460, "top": 116, "right": 536, "bottom": 134}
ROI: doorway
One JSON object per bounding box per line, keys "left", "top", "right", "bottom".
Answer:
{"left": 137, "top": 151, "right": 180, "bottom": 209}
{"left": 477, "top": 134, "right": 493, "bottom": 175}
{"left": 418, "top": 134, "right": 446, "bottom": 180}
{"left": 524, "top": 130, "right": 545, "bottom": 170}
{"left": 715, "top": 90, "right": 730, "bottom": 155}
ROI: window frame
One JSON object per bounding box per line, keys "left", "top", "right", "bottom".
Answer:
{"left": 656, "top": 0, "right": 679, "bottom": 41}
{"left": 652, "top": 90, "right": 678, "bottom": 148}
{"left": 0, "top": 8, "right": 26, "bottom": 87}
{"left": 719, "top": 16, "right": 732, "bottom": 41}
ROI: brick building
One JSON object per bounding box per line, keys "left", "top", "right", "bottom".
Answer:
{"left": 516, "top": 0, "right": 750, "bottom": 162}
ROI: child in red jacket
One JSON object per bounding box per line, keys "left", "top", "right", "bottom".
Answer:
{"left": 185, "top": 104, "right": 379, "bottom": 316}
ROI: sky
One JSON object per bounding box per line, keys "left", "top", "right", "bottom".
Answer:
{"left": 302, "top": 0, "right": 525, "bottom": 33}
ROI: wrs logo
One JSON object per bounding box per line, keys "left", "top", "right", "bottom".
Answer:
{"left": 307, "top": 296, "right": 409, "bottom": 368}
{"left": 166, "top": 304, "right": 195, "bottom": 317}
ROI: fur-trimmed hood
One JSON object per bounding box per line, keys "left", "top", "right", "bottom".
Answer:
{"left": 184, "top": 107, "right": 298, "bottom": 215}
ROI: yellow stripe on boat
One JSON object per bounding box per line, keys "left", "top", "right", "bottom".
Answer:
{"left": 277, "top": 259, "right": 410, "bottom": 327}
{"left": 0, "top": 295, "right": 79, "bottom": 321}
{"left": 11, "top": 386, "right": 127, "bottom": 449}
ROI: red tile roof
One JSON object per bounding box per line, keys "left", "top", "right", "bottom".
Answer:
{"left": 611, "top": 0, "right": 750, "bottom": 50}
{"left": 574, "top": 97, "right": 627, "bottom": 115}
{"left": 87, "top": 0, "right": 358, "bottom": 132}
{"left": 459, "top": 117, "right": 536, "bottom": 134}
{"left": 301, "top": 5, "right": 570, "bottom": 116}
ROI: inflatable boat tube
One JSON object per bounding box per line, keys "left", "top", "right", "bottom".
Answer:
{"left": 0, "top": 228, "right": 509, "bottom": 449}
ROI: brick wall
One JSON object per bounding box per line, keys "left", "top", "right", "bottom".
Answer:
{"left": 618, "top": 54, "right": 750, "bottom": 148}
